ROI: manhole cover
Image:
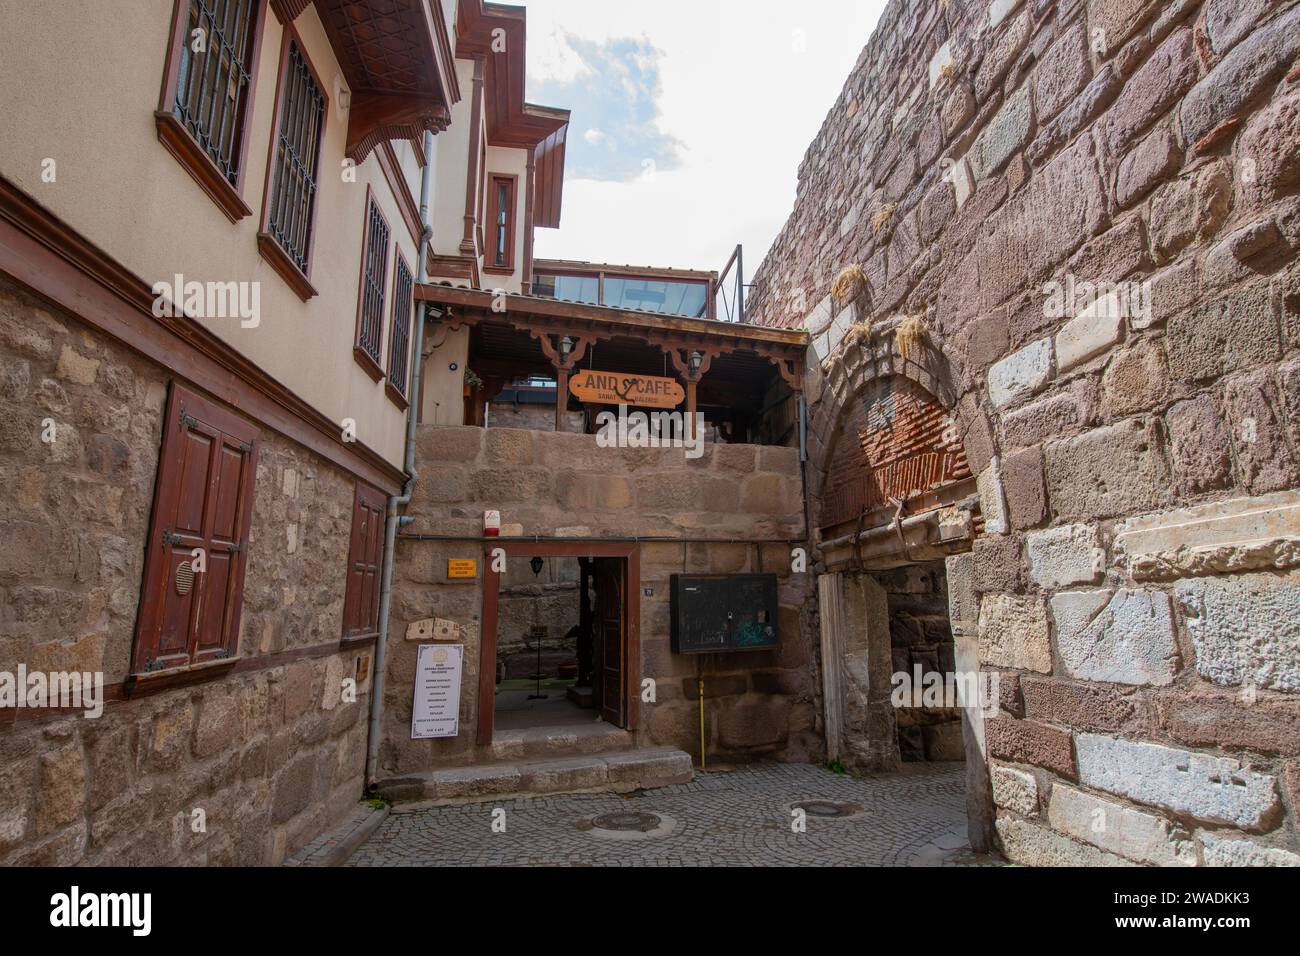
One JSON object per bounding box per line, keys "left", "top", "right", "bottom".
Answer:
{"left": 591, "top": 811, "right": 662, "bottom": 833}
{"left": 790, "top": 800, "right": 863, "bottom": 819}
{"left": 578, "top": 810, "right": 678, "bottom": 841}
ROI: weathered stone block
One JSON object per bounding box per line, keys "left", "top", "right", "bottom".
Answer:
{"left": 1074, "top": 733, "right": 1281, "bottom": 830}
{"left": 991, "top": 764, "right": 1039, "bottom": 817}
{"left": 1174, "top": 572, "right": 1300, "bottom": 692}
{"left": 1044, "top": 418, "right": 1169, "bottom": 521}
{"left": 1056, "top": 294, "right": 1124, "bottom": 373}
{"left": 1100, "top": 338, "right": 1169, "bottom": 417}
{"left": 979, "top": 594, "right": 1051, "bottom": 674}
{"left": 1049, "top": 784, "right": 1196, "bottom": 865}
{"left": 1002, "top": 379, "right": 1095, "bottom": 448}
{"left": 971, "top": 534, "right": 1025, "bottom": 593}
{"left": 1035, "top": 24, "right": 1088, "bottom": 123}
{"left": 988, "top": 338, "right": 1053, "bottom": 408}
{"left": 1002, "top": 445, "right": 1047, "bottom": 530}
{"left": 986, "top": 717, "right": 1076, "bottom": 778}
{"left": 1021, "top": 676, "right": 1150, "bottom": 734}
{"left": 977, "top": 460, "right": 1009, "bottom": 535}
{"left": 1156, "top": 691, "right": 1300, "bottom": 755}
{"left": 1237, "top": 87, "right": 1300, "bottom": 208}
{"left": 1087, "top": 0, "right": 1161, "bottom": 50}
{"left": 1224, "top": 369, "right": 1299, "bottom": 495}
{"left": 1105, "top": 28, "right": 1197, "bottom": 153}
{"left": 1116, "top": 125, "right": 1180, "bottom": 209}
{"left": 1201, "top": 832, "right": 1300, "bottom": 867}
{"left": 1026, "top": 523, "right": 1104, "bottom": 588}
{"left": 1165, "top": 394, "right": 1233, "bottom": 495}
{"left": 36, "top": 743, "right": 85, "bottom": 837}
{"left": 1150, "top": 162, "right": 1232, "bottom": 261}
{"left": 1180, "top": 7, "right": 1300, "bottom": 146}
{"left": 970, "top": 86, "right": 1034, "bottom": 182}
{"left": 1051, "top": 589, "right": 1180, "bottom": 686}
{"left": 995, "top": 816, "right": 1135, "bottom": 866}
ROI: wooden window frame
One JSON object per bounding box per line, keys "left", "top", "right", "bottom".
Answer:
{"left": 353, "top": 187, "right": 392, "bottom": 382}
{"left": 483, "top": 173, "right": 517, "bottom": 275}
{"left": 129, "top": 383, "right": 259, "bottom": 693}
{"left": 156, "top": 0, "right": 268, "bottom": 223}
{"left": 256, "top": 23, "right": 328, "bottom": 301}
{"left": 385, "top": 250, "right": 415, "bottom": 409}
{"left": 342, "top": 482, "right": 387, "bottom": 642}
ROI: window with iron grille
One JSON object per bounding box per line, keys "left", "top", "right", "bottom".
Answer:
{"left": 356, "top": 197, "right": 391, "bottom": 374}
{"left": 171, "top": 0, "right": 260, "bottom": 187}
{"left": 266, "top": 39, "right": 325, "bottom": 275}
{"left": 387, "top": 254, "right": 414, "bottom": 399}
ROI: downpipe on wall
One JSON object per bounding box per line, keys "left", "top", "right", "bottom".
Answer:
{"left": 366, "top": 129, "right": 436, "bottom": 792}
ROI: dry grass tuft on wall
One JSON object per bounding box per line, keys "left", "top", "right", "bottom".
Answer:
{"left": 895, "top": 314, "right": 929, "bottom": 362}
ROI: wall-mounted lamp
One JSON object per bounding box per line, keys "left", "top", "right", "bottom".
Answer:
{"left": 530, "top": 556, "right": 544, "bottom": 576}
{"left": 560, "top": 337, "right": 574, "bottom": 362}
{"left": 688, "top": 350, "right": 703, "bottom": 374}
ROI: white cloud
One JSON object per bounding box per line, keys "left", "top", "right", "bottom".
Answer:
{"left": 523, "top": 0, "right": 888, "bottom": 276}
{"left": 583, "top": 128, "right": 607, "bottom": 145}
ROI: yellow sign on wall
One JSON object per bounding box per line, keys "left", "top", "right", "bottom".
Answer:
{"left": 447, "top": 559, "right": 478, "bottom": 580}
{"left": 569, "top": 371, "right": 685, "bottom": 409}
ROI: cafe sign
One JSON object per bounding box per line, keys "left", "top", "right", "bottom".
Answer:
{"left": 568, "top": 371, "right": 685, "bottom": 409}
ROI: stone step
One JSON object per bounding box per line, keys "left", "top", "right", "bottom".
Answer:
{"left": 377, "top": 748, "right": 694, "bottom": 804}
{"left": 489, "top": 720, "right": 633, "bottom": 762}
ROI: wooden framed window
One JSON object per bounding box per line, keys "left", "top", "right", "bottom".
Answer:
{"left": 156, "top": 0, "right": 267, "bottom": 222}
{"left": 354, "top": 189, "right": 391, "bottom": 380}
{"left": 256, "top": 27, "right": 327, "bottom": 301}
{"left": 131, "top": 384, "right": 259, "bottom": 684}
{"left": 386, "top": 252, "right": 414, "bottom": 407}
{"left": 343, "top": 483, "right": 387, "bottom": 640}
{"left": 484, "top": 174, "right": 517, "bottom": 274}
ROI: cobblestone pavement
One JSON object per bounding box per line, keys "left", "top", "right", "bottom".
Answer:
{"left": 347, "top": 761, "right": 1004, "bottom": 866}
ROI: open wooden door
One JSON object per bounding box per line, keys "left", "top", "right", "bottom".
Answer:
{"left": 593, "top": 558, "right": 626, "bottom": 727}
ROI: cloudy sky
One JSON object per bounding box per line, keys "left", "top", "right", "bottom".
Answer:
{"left": 522, "top": 0, "right": 887, "bottom": 282}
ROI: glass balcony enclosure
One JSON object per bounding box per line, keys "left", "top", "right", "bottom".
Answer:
{"left": 531, "top": 261, "right": 716, "bottom": 320}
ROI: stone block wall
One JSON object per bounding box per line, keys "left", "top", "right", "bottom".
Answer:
{"left": 750, "top": 0, "right": 1300, "bottom": 864}
{"left": 0, "top": 277, "right": 373, "bottom": 865}
{"left": 380, "top": 425, "right": 819, "bottom": 776}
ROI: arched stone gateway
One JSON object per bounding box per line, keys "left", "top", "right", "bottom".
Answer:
{"left": 752, "top": 0, "right": 1300, "bottom": 866}
{"left": 805, "top": 315, "right": 1000, "bottom": 851}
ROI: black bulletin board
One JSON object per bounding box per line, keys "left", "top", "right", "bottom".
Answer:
{"left": 670, "top": 574, "right": 779, "bottom": 654}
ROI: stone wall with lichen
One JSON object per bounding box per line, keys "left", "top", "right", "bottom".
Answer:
{"left": 0, "top": 277, "right": 373, "bottom": 865}
{"left": 379, "top": 425, "right": 820, "bottom": 778}
{"left": 750, "top": 0, "right": 1300, "bottom": 865}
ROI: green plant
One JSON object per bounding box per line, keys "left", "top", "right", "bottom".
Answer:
{"left": 464, "top": 367, "right": 483, "bottom": 389}
{"left": 827, "top": 758, "right": 846, "bottom": 774}
{"left": 366, "top": 797, "right": 389, "bottom": 811}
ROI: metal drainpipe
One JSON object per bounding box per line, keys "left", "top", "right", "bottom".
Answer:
{"left": 366, "top": 129, "right": 435, "bottom": 792}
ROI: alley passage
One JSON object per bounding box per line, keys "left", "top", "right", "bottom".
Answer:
{"left": 345, "top": 762, "right": 1001, "bottom": 867}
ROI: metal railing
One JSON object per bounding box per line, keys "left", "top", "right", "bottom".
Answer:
{"left": 715, "top": 244, "right": 747, "bottom": 323}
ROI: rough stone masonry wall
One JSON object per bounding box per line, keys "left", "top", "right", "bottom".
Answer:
{"left": 750, "top": 0, "right": 1300, "bottom": 865}
{"left": 0, "top": 276, "right": 373, "bottom": 865}
{"left": 381, "top": 425, "right": 820, "bottom": 777}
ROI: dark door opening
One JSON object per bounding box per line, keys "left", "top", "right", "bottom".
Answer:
{"left": 478, "top": 542, "right": 640, "bottom": 746}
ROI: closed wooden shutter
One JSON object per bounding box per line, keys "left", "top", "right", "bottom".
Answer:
{"left": 132, "top": 384, "right": 259, "bottom": 675}
{"left": 343, "top": 482, "right": 387, "bottom": 638}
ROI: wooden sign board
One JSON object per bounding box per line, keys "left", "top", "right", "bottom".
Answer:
{"left": 569, "top": 370, "right": 684, "bottom": 409}
{"left": 447, "top": 559, "right": 477, "bottom": 580}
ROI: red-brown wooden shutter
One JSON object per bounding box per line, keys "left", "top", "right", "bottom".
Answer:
{"left": 344, "top": 482, "right": 387, "bottom": 637}
{"left": 133, "top": 384, "right": 259, "bottom": 675}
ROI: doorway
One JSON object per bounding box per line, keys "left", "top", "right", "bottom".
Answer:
{"left": 477, "top": 541, "right": 640, "bottom": 746}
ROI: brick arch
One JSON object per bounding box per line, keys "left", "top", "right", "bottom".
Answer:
{"left": 804, "top": 320, "right": 996, "bottom": 536}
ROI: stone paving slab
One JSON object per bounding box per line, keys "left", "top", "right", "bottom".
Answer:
{"left": 346, "top": 761, "right": 1004, "bottom": 867}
